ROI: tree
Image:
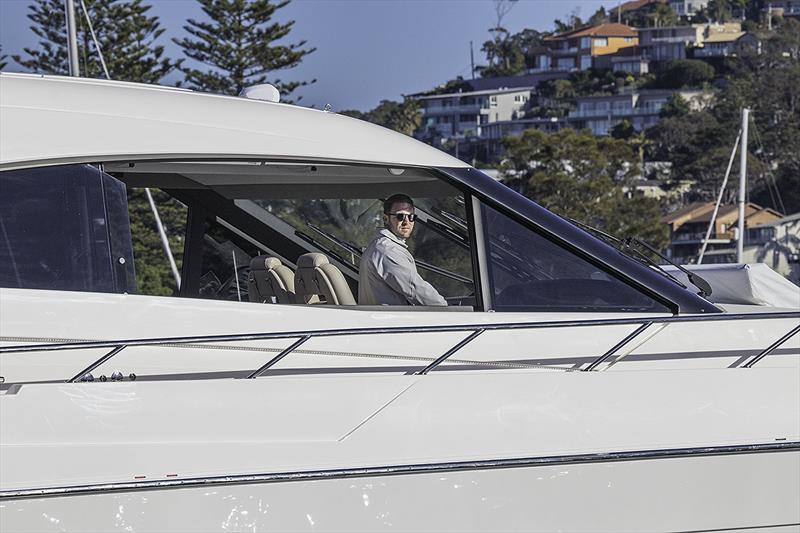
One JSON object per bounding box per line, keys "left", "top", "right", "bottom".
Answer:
{"left": 0, "top": 45, "right": 7, "bottom": 70}
{"left": 652, "top": 59, "right": 715, "bottom": 89}
{"left": 14, "top": 0, "right": 178, "bottom": 83}
{"left": 126, "top": 189, "right": 187, "bottom": 296}
{"left": 341, "top": 98, "right": 421, "bottom": 137}
{"left": 659, "top": 93, "right": 691, "bottom": 118}
{"left": 703, "top": 0, "right": 747, "bottom": 23}
{"left": 479, "top": 4, "right": 545, "bottom": 78}
{"left": 587, "top": 6, "right": 608, "bottom": 26}
{"left": 175, "top": 0, "right": 315, "bottom": 98}
{"left": 553, "top": 7, "right": 583, "bottom": 33}
{"left": 647, "top": 3, "right": 678, "bottom": 27}
{"left": 13, "top": 0, "right": 187, "bottom": 296}
{"left": 501, "top": 129, "right": 668, "bottom": 249}
{"left": 648, "top": 18, "right": 800, "bottom": 213}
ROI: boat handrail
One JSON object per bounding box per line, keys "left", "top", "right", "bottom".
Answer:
{"left": 0, "top": 311, "right": 797, "bottom": 382}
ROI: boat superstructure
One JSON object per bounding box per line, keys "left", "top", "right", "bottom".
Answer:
{"left": 0, "top": 72, "right": 798, "bottom": 532}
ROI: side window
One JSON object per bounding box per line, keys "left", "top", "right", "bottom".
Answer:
{"left": 481, "top": 203, "right": 669, "bottom": 312}
{"left": 255, "top": 195, "right": 474, "bottom": 301}
{"left": 408, "top": 197, "right": 473, "bottom": 299}
{"left": 197, "top": 218, "right": 260, "bottom": 302}
{"left": 0, "top": 164, "right": 135, "bottom": 294}
{"left": 127, "top": 188, "right": 187, "bottom": 296}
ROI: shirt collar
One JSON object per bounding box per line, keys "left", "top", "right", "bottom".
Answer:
{"left": 379, "top": 228, "right": 407, "bottom": 247}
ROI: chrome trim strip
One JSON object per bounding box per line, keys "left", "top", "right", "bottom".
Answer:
{"left": 2, "top": 441, "right": 797, "bottom": 501}
{"left": 1, "top": 311, "right": 798, "bottom": 355}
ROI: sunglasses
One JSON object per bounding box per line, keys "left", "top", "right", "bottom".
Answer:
{"left": 387, "top": 213, "right": 417, "bottom": 222}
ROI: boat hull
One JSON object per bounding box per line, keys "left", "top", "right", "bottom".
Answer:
{"left": 2, "top": 449, "right": 798, "bottom": 532}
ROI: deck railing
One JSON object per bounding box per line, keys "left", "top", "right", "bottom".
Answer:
{"left": 0, "top": 311, "right": 798, "bottom": 384}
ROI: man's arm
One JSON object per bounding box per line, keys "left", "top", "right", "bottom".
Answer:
{"left": 378, "top": 248, "right": 447, "bottom": 306}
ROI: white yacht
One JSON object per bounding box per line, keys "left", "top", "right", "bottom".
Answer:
{"left": 0, "top": 72, "right": 798, "bottom": 532}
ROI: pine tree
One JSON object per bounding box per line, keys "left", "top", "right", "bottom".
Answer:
{"left": 13, "top": 0, "right": 185, "bottom": 296}
{"left": 0, "top": 45, "right": 8, "bottom": 70}
{"left": 174, "top": 0, "right": 315, "bottom": 98}
{"left": 13, "top": 0, "right": 179, "bottom": 83}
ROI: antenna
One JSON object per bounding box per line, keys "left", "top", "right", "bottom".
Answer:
{"left": 470, "top": 41, "right": 475, "bottom": 79}
{"left": 737, "top": 108, "right": 749, "bottom": 263}
{"left": 64, "top": 0, "right": 79, "bottom": 75}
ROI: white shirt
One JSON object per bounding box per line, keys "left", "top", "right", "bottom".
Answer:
{"left": 358, "top": 229, "right": 447, "bottom": 306}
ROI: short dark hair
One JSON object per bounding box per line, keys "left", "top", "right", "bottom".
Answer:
{"left": 383, "top": 194, "right": 414, "bottom": 214}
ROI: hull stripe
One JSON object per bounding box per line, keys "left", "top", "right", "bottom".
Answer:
{"left": 2, "top": 441, "right": 798, "bottom": 501}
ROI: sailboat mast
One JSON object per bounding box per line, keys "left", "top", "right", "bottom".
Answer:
{"left": 737, "top": 108, "right": 749, "bottom": 263}
{"left": 64, "top": 0, "right": 80, "bottom": 76}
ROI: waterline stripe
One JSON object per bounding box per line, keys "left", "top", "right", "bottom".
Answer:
{"left": 2, "top": 441, "right": 797, "bottom": 501}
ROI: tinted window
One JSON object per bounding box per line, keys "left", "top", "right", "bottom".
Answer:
{"left": 0, "top": 165, "right": 135, "bottom": 293}
{"left": 198, "top": 219, "right": 260, "bottom": 301}
{"left": 481, "top": 203, "right": 668, "bottom": 312}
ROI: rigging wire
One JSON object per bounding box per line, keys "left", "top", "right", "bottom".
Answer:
{"left": 77, "top": 0, "right": 181, "bottom": 289}
{"left": 697, "top": 129, "right": 741, "bottom": 264}
{"left": 78, "top": 0, "right": 110, "bottom": 79}
{"left": 749, "top": 120, "right": 786, "bottom": 214}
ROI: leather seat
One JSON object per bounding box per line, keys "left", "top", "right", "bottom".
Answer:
{"left": 294, "top": 253, "right": 356, "bottom": 305}
{"left": 247, "top": 256, "right": 296, "bottom": 304}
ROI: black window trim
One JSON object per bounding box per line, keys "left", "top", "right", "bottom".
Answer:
{"left": 436, "top": 166, "right": 721, "bottom": 315}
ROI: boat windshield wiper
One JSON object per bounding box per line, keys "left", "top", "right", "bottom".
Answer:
{"left": 621, "top": 237, "right": 713, "bottom": 298}
{"left": 567, "top": 217, "right": 712, "bottom": 298}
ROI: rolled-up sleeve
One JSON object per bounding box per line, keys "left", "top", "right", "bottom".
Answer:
{"left": 377, "top": 246, "right": 447, "bottom": 306}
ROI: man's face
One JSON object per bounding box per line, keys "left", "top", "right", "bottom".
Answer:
{"left": 384, "top": 201, "right": 415, "bottom": 240}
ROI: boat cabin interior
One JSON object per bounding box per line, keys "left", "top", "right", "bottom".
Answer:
{"left": 0, "top": 159, "right": 717, "bottom": 314}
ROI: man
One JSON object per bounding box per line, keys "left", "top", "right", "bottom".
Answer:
{"left": 358, "top": 194, "right": 447, "bottom": 306}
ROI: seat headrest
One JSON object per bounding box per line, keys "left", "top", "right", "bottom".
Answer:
{"left": 250, "top": 255, "right": 282, "bottom": 271}
{"left": 296, "top": 253, "right": 329, "bottom": 269}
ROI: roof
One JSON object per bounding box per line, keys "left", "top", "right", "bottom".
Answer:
{"left": 686, "top": 202, "right": 781, "bottom": 223}
{"left": 750, "top": 211, "right": 799, "bottom": 228}
{"left": 545, "top": 23, "right": 638, "bottom": 41}
{"left": 610, "top": 0, "right": 666, "bottom": 14}
{"left": 661, "top": 202, "right": 714, "bottom": 224}
{"left": 409, "top": 72, "right": 569, "bottom": 99}
{"left": 413, "top": 86, "right": 533, "bottom": 101}
{"left": 0, "top": 73, "right": 466, "bottom": 170}
{"left": 702, "top": 31, "right": 746, "bottom": 43}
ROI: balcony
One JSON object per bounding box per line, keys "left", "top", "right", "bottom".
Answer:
{"left": 422, "top": 104, "right": 483, "bottom": 115}
{"left": 549, "top": 47, "right": 578, "bottom": 56}
{"left": 672, "top": 231, "right": 733, "bottom": 243}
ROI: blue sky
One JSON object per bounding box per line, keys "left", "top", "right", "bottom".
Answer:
{"left": 0, "top": 0, "right": 617, "bottom": 110}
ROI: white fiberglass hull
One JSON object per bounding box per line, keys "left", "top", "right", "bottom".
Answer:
{"left": 3, "top": 450, "right": 799, "bottom": 532}
{"left": 2, "top": 368, "right": 799, "bottom": 532}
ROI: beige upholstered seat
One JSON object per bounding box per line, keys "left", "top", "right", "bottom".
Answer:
{"left": 247, "top": 256, "right": 296, "bottom": 304}
{"left": 294, "top": 253, "right": 356, "bottom": 305}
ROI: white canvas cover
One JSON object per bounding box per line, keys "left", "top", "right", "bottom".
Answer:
{"left": 663, "top": 263, "right": 800, "bottom": 309}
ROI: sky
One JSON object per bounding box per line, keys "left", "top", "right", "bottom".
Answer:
{"left": 0, "top": 0, "right": 618, "bottom": 110}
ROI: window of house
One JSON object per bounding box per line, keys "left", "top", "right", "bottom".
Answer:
{"left": 593, "top": 38, "right": 608, "bottom": 47}
{"left": 581, "top": 37, "right": 591, "bottom": 48}
{"left": 489, "top": 96, "right": 497, "bottom": 107}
